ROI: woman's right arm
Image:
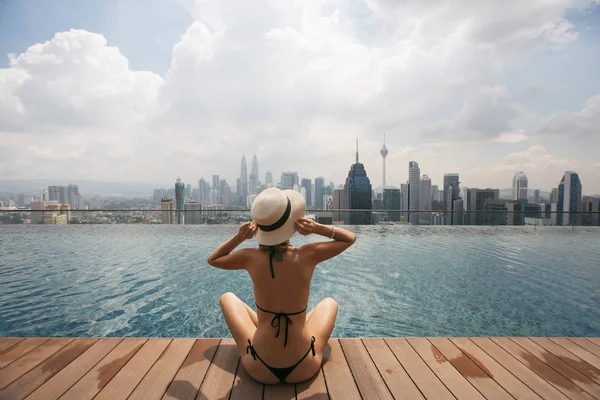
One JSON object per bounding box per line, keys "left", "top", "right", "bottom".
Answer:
{"left": 296, "top": 219, "right": 356, "bottom": 264}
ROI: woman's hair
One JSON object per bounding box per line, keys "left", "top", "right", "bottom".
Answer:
{"left": 259, "top": 240, "right": 290, "bottom": 252}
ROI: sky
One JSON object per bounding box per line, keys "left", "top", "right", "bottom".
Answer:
{"left": 1, "top": 0, "right": 599, "bottom": 194}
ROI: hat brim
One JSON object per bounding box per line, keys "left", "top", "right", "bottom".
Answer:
{"left": 255, "top": 190, "right": 305, "bottom": 246}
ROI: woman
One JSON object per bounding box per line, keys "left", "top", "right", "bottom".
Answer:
{"left": 207, "top": 188, "right": 356, "bottom": 384}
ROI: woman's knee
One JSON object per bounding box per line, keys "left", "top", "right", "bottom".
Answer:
{"left": 219, "top": 292, "right": 238, "bottom": 308}
{"left": 322, "top": 297, "right": 338, "bottom": 311}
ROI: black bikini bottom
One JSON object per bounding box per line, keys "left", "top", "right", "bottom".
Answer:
{"left": 246, "top": 336, "right": 316, "bottom": 383}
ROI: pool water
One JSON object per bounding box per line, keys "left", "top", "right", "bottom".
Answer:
{"left": 1, "top": 225, "right": 598, "bottom": 338}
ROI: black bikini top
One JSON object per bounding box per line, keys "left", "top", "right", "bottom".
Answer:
{"left": 256, "top": 246, "right": 307, "bottom": 348}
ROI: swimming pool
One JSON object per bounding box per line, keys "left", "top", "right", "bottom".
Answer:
{"left": 1, "top": 225, "right": 598, "bottom": 338}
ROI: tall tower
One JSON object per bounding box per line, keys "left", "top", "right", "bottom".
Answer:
{"left": 408, "top": 161, "right": 420, "bottom": 225}
{"left": 249, "top": 154, "right": 259, "bottom": 194}
{"left": 512, "top": 171, "right": 528, "bottom": 201}
{"left": 240, "top": 155, "right": 248, "bottom": 200}
{"left": 342, "top": 139, "right": 372, "bottom": 225}
{"left": 380, "top": 133, "right": 388, "bottom": 188}
{"left": 557, "top": 171, "right": 582, "bottom": 226}
{"left": 175, "top": 177, "right": 185, "bottom": 224}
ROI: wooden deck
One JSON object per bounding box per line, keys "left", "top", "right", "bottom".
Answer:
{"left": 1, "top": 337, "right": 599, "bottom": 399}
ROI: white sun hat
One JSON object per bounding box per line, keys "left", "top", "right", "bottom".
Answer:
{"left": 251, "top": 188, "right": 306, "bottom": 246}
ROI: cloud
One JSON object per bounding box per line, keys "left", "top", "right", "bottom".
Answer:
{"left": 535, "top": 94, "right": 600, "bottom": 138}
{"left": 491, "top": 130, "right": 528, "bottom": 143}
{"left": 0, "top": 0, "right": 599, "bottom": 193}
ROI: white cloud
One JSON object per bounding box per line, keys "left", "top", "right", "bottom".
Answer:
{"left": 491, "top": 131, "right": 528, "bottom": 143}
{"left": 0, "top": 0, "right": 599, "bottom": 193}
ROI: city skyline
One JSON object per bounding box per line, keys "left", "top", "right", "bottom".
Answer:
{"left": 1, "top": 2, "right": 600, "bottom": 192}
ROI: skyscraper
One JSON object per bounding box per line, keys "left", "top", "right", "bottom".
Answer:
{"left": 301, "top": 178, "right": 312, "bottom": 208}
{"left": 175, "top": 178, "right": 185, "bottom": 224}
{"left": 343, "top": 139, "right": 372, "bottom": 224}
{"left": 557, "top": 171, "right": 582, "bottom": 226}
{"left": 184, "top": 201, "right": 202, "bottom": 224}
{"left": 240, "top": 156, "right": 248, "bottom": 200}
{"left": 408, "top": 161, "right": 420, "bottom": 225}
{"left": 198, "top": 178, "right": 210, "bottom": 203}
{"left": 281, "top": 172, "right": 299, "bottom": 189}
{"left": 380, "top": 133, "right": 388, "bottom": 188}
{"left": 383, "top": 188, "right": 401, "bottom": 221}
{"left": 466, "top": 188, "right": 500, "bottom": 225}
{"left": 249, "top": 154, "right": 259, "bottom": 194}
{"left": 161, "top": 199, "right": 174, "bottom": 224}
{"left": 550, "top": 188, "right": 558, "bottom": 203}
{"left": 443, "top": 174, "right": 460, "bottom": 211}
{"left": 314, "top": 177, "right": 325, "bottom": 209}
{"left": 265, "top": 171, "right": 273, "bottom": 186}
{"left": 419, "top": 174, "right": 432, "bottom": 223}
{"left": 432, "top": 185, "right": 439, "bottom": 203}
{"left": 400, "top": 182, "right": 409, "bottom": 220}
{"left": 513, "top": 172, "right": 528, "bottom": 201}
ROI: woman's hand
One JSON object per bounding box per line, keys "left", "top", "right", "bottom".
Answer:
{"left": 237, "top": 221, "right": 257, "bottom": 240}
{"left": 295, "top": 218, "right": 317, "bottom": 236}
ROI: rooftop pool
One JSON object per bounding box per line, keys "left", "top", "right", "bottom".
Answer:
{"left": 1, "top": 225, "right": 598, "bottom": 338}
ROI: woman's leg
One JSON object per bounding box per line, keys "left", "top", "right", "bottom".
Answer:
{"left": 219, "top": 292, "right": 258, "bottom": 353}
{"left": 306, "top": 297, "right": 338, "bottom": 355}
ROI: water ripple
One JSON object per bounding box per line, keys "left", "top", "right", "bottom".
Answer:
{"left": 0, "top": 225, "right": 599, "bottom": 338}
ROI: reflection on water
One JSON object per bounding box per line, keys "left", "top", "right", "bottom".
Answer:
{"left": 1, "top": 225, "right": 599, "bottom": 338}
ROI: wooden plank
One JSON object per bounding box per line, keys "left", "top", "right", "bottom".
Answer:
{"left": 362, "top": 338, "right": 424, "bottom": 400}
{"left": 128, "top": 339, "right": 195, "bottom": 400}
{"left": 385, "top": 338, "right": 455, "bottom": 400}
{"left": 339, "top": 339, "right": 392, "bottom": 399}
{"left": 407, "top": 337, "right": 485, "bottom": 399}
{"left": 0, "top": 339, "right": 72, "bottom": 389}
{"left": 472, "top": 338, "right": 568, "bottom": 400}
{"left": 296, "top": 367, "right": 328, "bottom": 400}
{"left": 0, "top": 339, "right": 97, "bottom": 400}
{"left": 450, "top": 337, "right": 542, "bottom": 400}
{"left": 321, "top": 339, "right": 360, "bottom": 400}
{"left": 264, "top": 383, "right": 296, "bottom": 399}
{"left": 26, "top": 339, "right": 122, "bottom": 400}
{"left": 588, "top": 339, "right": 600, "bottom": 347}
{"left": 198, "top": 338, "right": 240, "bottom": 400}
{"left": 550, "top": 338, "right": 600, "bottom": 371}
{"left": 94, "top": 338, "right": 171, "bottom": 400}
{"left": 492, "top": 337, "right": 594, "bottom": 400}
{"left": 230, "top": 358, "right": 264, "bottom": 400}
{"left": 0, "top": 338, "right": 24, "bottom": 353}
{"left": 511, "top": 338, "right": 600, "bottom": 399}
{"left": 429, "top": 338, "right": 512, "bottom": 400}
{"left": 59, "top": 338, "right": 147, "bottom": 400}
{"left": 570, "top": 338, "right": 600, "bottom": 358}
{"left": 162, "top": 338, "right": 220, "bottom": 400}
{"left": 531, "top": 338, "right": 600, "bottom": 386}
{"left": 0, "top": 338, "right": 48, "bottom": 369}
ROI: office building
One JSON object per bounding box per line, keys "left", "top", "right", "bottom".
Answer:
{"left": 48, "top": 185, "right": 80, "bottom": 209}
{"left": 342, "top": 140, "right": 372, "bottom": 225}
{"left": 198, "top": 178, "right": 210, "bottom": 203}
{"left": 281, "top": 172, "right": 299, "bottom": 189}
{"left": 408, "top": 161, "right": 420, "bottom": 225}
{"left": 465, "top": 188, "right": 500, "bottom": 225}
{"left": 557, "top": 171, "right": 582, "bottom": 226}
{"left": 30, "top": 201, "right": 45, "bottom": 224}
{"left": 400, "top": 182, "right": 409, "bottom": 220}
{"left": 315, "top": 177, "right": 325, "bottom": 209}
{"left": 265, "top": 171, "right": 273, "bottom": 186}
{"left": 332, "top": 189, "right": 345, "bottom": 223}
{"left": 513, "top": 172, "right": 528, "bottom": 201}
{"left": 161, "top": 199, "right": 174, "bottom": 224}
{"left": 383, "top": 188, "right": 401, "bottom": 221}
{"left": 483, "top": 199, "right": 523, "bottom": 225}
{"left": 581, "top": 196, "right": 600, "bottom": 226}
{"left": 185, "top": 201, "right": 202, "bottom": 224}
{"left": 533, "top": 189, "right": 540, "bottom": 203}
{"left": 443, "top": 174, "right": 460, "bottom": 212}
{"left": 419, "top": 174, "right": 432, "bottom": 224}
{"left": 240, "top": 156, "right": 248, "bottom": 200}
{"left": 301, "top": 178, "right": 312, "bottom": 208}
{"left": 550, "top": 188, "right": 559, "bottom": 204}
{"left": 249, "top": 154, "right": 259, "bottom": 194}
{"left": 175, "top": 178, "right": 185, "bottom": 224}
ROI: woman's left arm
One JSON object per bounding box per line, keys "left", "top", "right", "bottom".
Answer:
{"left": 207, "top": 222, "right": 257, "bottom": 270}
